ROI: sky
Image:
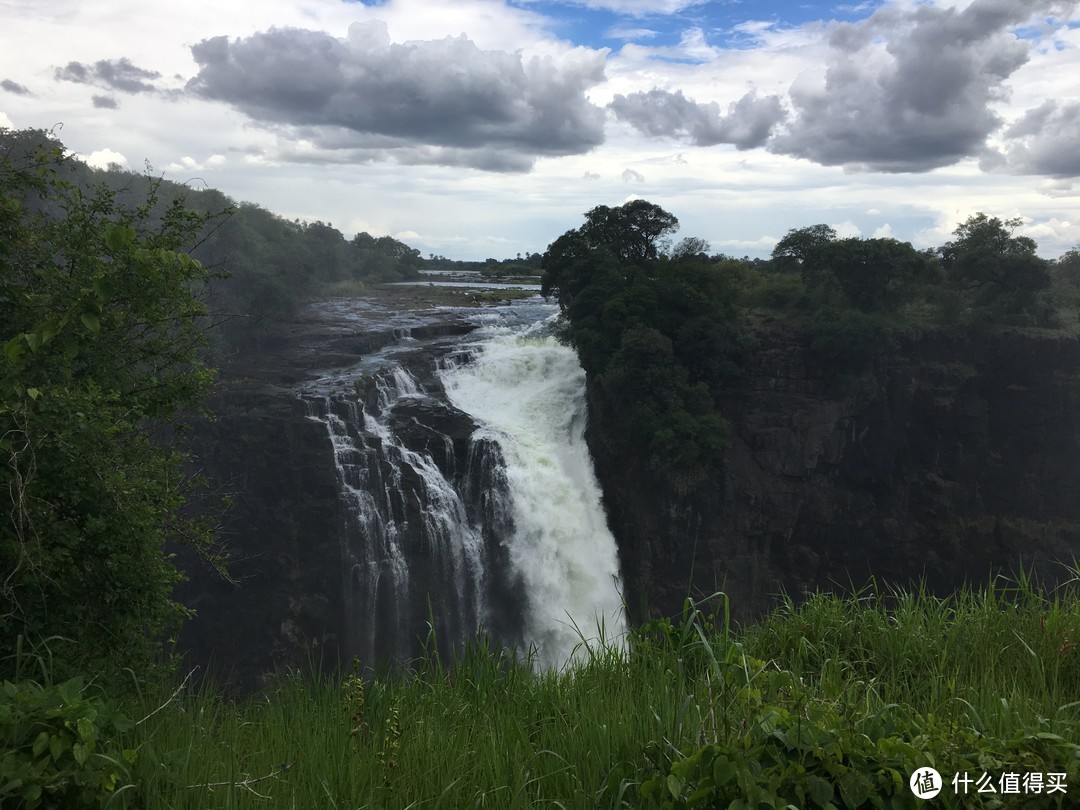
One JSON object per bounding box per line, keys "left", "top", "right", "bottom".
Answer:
{"left": 1, "top": 0, "right": 1078, "bottom": 261}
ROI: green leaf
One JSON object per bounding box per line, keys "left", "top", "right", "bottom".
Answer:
{"left": 32, "top": 731, "right": 50, "bottom": 758}
{"left": 80, "top": 312, "right": 100, "bottom": 333}
{"left": 3, "top": 337, "right": 25, "bottom": 364}
{"left": 72, "top": 741, "right": 88, "bottom": 766}
{"left": 76, "top": 716, "right": 94, "bottom": 742}
{"left": 807, "top": 776, "right": 834, "bottom": 808}
{"left": 104, "top": 224, "right": 137, "bottom": 252}
{"left": 26, "top": 388, "right": 41, "bottom": 401}
{"left": 667, "top": 773, "right": 685, "bottom": 799}
{"left": 93, "top": 276, "right": 117, "bottom": 302}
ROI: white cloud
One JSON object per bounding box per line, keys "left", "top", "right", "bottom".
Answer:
{"left": 832, "top": 220, "right": 862, "bottom": 238}
{"left": 82, "top": 147, "right": 128, "bottom": 169}
{"left": 604, "top": 25, "right": 659, "bottom": 40}
{"left": 165, "top": 153, "right": 226, "bottom": 173}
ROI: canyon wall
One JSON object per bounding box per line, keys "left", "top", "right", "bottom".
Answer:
{"left": 592, "top": 327, "right": 1080, "bottom": 625}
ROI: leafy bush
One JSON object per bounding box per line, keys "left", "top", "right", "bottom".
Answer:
{"left": 0, "top": 676, "right": 136, "bottom": 809}
{"left": 1, "top": 130, "right": 219, "bottom": 679}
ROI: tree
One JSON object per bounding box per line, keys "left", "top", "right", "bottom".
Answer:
{"left": 541, "top": 200, "right": 678, "bottom": 311}
{"left": 579, "top": 200, "right": 679, "bottom": 264}
{"left": 670, "top": 236, "right": 710, "bottom": 262}
{"left": 541, "top": 201, "right": 737, "bottom": 474}
{"left": 771, "top": 224, "right": 837, "bottom": 271}
{"left": 0, "top": 130, "right": 219, "bottom": 678}
{"left": 1052, "top": 246, "right": 1080, "bottom": 287}
{"left": 939, "top": 213, "right": 1049, "bottom": 321}
{"left": 802, "top": 237, "right": 936, "bottom": 311}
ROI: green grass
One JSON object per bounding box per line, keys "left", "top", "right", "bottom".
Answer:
{"left": 6, "top": 578, "right": 1079, "bottom": 808}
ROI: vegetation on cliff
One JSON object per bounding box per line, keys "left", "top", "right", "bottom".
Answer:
{"left": 0, "top": 132, "right": 220, "bottom": 680}
{"left": 540, "top": 200, "right": 1080, "bottom": 477}
{"left": 541, "top": 201, "right": 746, "bottom": 474}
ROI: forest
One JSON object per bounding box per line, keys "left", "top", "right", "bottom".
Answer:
{"left": 2, "top": 127, "right": 1079, "bottom": 808}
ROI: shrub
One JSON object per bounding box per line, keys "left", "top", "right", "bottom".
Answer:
{"left": 0, "top": 676, "right": 136, "bottom": 809}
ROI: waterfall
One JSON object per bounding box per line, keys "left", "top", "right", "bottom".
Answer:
{"left": 441, "top": 328, "right": 627, "bottom": 668}
{"left": 305, "top": 305, "right": 625, "bottom": 670}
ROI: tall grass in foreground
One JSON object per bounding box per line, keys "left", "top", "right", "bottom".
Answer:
{"left": 5, "top": 578, "right": 1079, "bottom": 808}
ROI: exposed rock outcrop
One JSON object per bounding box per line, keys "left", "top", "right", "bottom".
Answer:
{"left": 592, "top": 326, "right": 1080, "bottom": 625}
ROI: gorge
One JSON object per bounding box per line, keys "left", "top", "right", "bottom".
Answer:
{"left": 178, "top": 289, "right": 1080, "bottom": 689}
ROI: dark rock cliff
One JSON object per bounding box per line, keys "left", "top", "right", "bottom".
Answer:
{"left": 591, "top": 327, "right": 1080, "bottom": 625}
{"left": 175, "top": 392, "right": 344, "bottom": 689}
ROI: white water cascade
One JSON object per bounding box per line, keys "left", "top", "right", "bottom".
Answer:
{"left": 441, "top": 322, "right": 627, "bottom": 668}
{"left": 306, "top": 303, "right": 626, "bottom": 671}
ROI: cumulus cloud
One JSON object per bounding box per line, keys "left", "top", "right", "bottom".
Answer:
{"left": 83, "top": 148, "right": 128, "bottom": 170}
{"left": 610, "top": 88, "right": 786, "bottom": 149}
{"left": 92, "top": 95, "right": 118, "bottom": 109}
{"left": 993, "top": 100, "right": 1080, "bottom": 177}
{"left": 55, "top": 57, "right": 161, "bottom": 93}
{"left": 769, "top": 0, "right": 1072, "bottom": 172}
{"left": 832, "top": 220, "right": 862, "bottom": 238}
{"left": 165, "top": 154, "right": 226, "bottom": 173}
{"left": 185, "top": 21, "right": 607, "bottom": 172}
{"left": 2, "top": 79, "right": 30, "bottom": 95}
{"left": 621, "top": 167, "right": 644, "bottom": 182}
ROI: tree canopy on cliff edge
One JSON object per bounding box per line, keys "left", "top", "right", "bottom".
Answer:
{"left": 543, "top": 200, "right": 1073, "bottom": 475}
{"left": 0, "top": 131, "right": 219, "bottom": 679}
{"left": 541, "top": 201, "right": 741, "bottom": 476}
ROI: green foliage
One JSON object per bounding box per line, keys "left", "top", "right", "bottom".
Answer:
{"left": 939, "top": 213, "right": 1051, "bottom": 324}
{"left": 771, "top": 223, "right": 837, "bottom": 271}
{"left": 802, "top": 307, "right": 896, "bottom": 375}
{"left": 0, "top": 129, "right": 218, "bottom": 679}
{"left": 542, "top": 201, "right": 743, "bottom": 474}
{"left": 638, "top": 583, "right": 1080, "bottom": 809}
{"left": 52, "top": 579, "right": 1078, "bottom": 808}
{"left": 0, "top": 675, "right": 136, "bottom": 809}
{"left": 670, "top": 236, "right": 711, "bottom": 262}
{"left": 803, "top": 237, "right": 938, "bottom": 312}
{"left": 578, "top": 199, "right": 680, "bottom": 265}
{"left": 0, "top": 129, "right": 427, "bottom": 354}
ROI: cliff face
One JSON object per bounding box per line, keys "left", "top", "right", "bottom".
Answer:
{"left": 175, "top": 392, "right": 344, "bottom": 689}
{"left": 175, "top": 301, "right": 483, "bottom": 690}
{"left": 591, "top": 328, "right": 1080, "bottom": 624}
